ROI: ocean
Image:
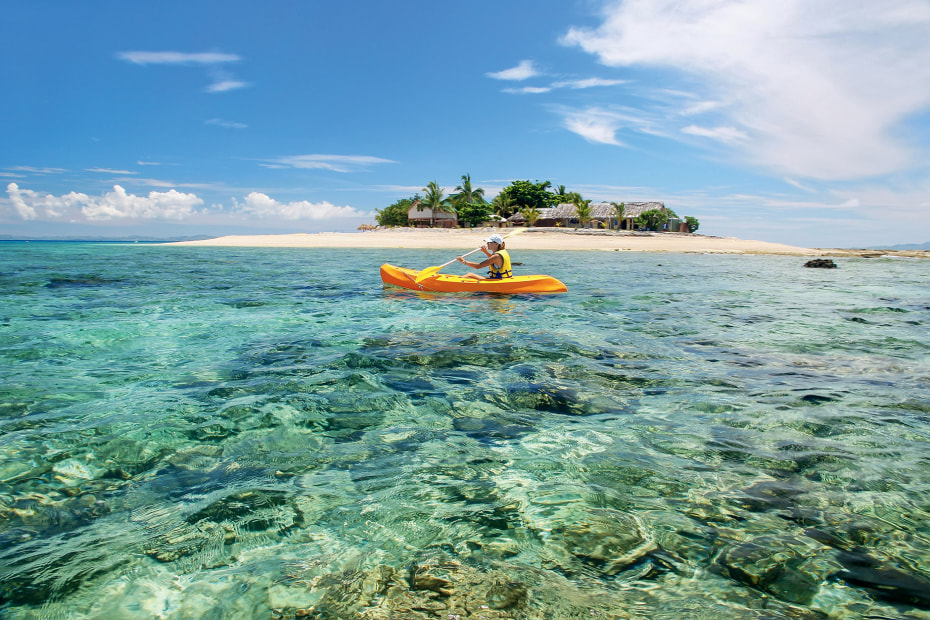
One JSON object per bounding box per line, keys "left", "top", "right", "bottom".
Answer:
{"left": 1, "top": 242, "right": 928, "bottom": 619}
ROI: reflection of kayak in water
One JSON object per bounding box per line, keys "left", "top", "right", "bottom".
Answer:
{"left": 380, "top": 264, "right": 567, "bottom": 294}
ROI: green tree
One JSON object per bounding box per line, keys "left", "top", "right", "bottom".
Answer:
{"left": 521, "top": 206, "right": 540, "bottom": 226}
{"left": 610, "top": 202, "right": 625, "bottom": 230}
{"left": 491, "top": 193, "right": 516, "bottom": 219}
{"left": 422, "top": 181, "right": 454, "bottom": 227}
{"left": 574, "top": 197, "right": 592, "bottom": 228}
{"left": 451, "top": 173, "right": 485, "bottom": 210}
{"left": 375, "top": 195, "right": 418, "bottom": 227}
{"left": 502, "top": 180, "right": 556, "bottom": 212}
{"left": 634, "top": 209, "right": 669, "bottom": 231}
{"left": 458, "top": 202, "right": 494, "bottom": 228}
{"left": 685, "top": 216, "right": 700, "bottom": 233}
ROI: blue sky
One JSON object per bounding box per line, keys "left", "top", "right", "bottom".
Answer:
{"left": 2, "top": 0, "right": 929, "bottom": 248}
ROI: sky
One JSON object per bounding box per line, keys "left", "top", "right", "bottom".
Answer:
{"left": 2, "top": 0, "right": 929, "bottom": 248}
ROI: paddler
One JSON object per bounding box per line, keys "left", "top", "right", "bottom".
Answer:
{"left": 457, "top": 233, "right": 512, "bottom": 280}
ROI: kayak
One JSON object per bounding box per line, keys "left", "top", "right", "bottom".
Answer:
{"left": 380, "top": 264, "right": 567, "bottom": 294}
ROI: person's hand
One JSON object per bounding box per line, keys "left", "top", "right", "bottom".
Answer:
{"left": 456, "top": 256, "right": 465, "bottom": 263}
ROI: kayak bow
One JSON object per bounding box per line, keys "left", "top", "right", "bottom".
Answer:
{"left": 380, "top": 264, "right": 567, "bottom": 294}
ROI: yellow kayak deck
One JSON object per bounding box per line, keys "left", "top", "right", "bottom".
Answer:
{"left": 380, "top": 264, "right": 567, "bottom": 294}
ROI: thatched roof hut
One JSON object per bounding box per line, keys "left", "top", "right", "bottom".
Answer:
{"left": 508, "top": 201, "right": 666, "bottom": 229}
{"left": 407, "top": 202, "right": 458, "bottom": 228}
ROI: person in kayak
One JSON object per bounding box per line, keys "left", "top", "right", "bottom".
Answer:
{"left": 457, "top": 233, "right": 513, "bottom": 279}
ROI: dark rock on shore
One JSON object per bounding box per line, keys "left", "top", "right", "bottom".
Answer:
{"left": 804, "top": 259, "right": 837, "bottom": 268}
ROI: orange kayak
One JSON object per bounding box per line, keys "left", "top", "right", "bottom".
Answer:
{"left": 380, "top": 264, "right": 567, "bottom": 294}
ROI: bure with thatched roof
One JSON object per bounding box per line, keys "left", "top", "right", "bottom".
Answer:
{"left": 508, "top": 201, "right": 672, "bottom": 230}
{"left": 407, "top": 201, "right": 458, "bottom": 228}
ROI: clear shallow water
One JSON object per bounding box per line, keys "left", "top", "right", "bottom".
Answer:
{"left": 1, "top": 242, "right": 929, "bottom": 619}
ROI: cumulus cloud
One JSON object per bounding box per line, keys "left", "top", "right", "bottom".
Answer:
{"left": 561, "top": 0, "right": 930, "bottom": 180}
{"left": 236, "top": 192, "right": 369, "bottom": 220}
{"left": 261, "top": 154, "right": 396, "bottom": 173}
{"left": 486, "top": 60, "right": 539, "bottom": 81}
{"left": 6, "top": 183, "right": 202, "bottom": 221}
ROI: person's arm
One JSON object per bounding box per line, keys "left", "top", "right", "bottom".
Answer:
{"left": 459, "top": 253, "right": 502, "bottom": 270}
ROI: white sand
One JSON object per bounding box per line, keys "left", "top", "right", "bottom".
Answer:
{"left": 168, "top": 227, "right": 834, "bottom": 256}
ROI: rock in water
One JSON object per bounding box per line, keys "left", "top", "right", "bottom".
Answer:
{"left": 804, "top": 259, "right": 837, "bottom": 268}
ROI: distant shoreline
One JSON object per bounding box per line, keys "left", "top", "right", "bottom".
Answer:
{"left": 165, "top": 227, "right": 930, "bottom": 258}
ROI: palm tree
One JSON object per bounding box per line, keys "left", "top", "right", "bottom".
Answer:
{"left": 574, "top": 197, "right": 592, "bottom": 228}
{"left": 610, "top": 201, "right": 625, "bottom": 230}
{"left": 422, "top": 181, "right": 453, "bottom": 227}
{"left": 452, "top": 173, "right": 485, "bottom": 209}
{"left": 521, "top": 206, "right": 540, "bottom": 226}
{"left": 491, "top": 193, "right": 515, "bottom": 219}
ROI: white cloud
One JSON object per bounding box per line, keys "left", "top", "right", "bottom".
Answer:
{"left": 236, "top": 192, "right": 369, "bottom": 220}
{"left": 6, "top": 183, "right": 202, "bottom": 221}
{"left": 86, "top": 168, "right": 137, "bottom": 175}
{"left": 503, "top": 86, "right": 553, "bottom": 95}
{"left": 118, "top": 50, "right": 248, "bottom": 95}
{"left": 551, "top": 77, "right": 626, "bottom": 89}
{"left": 503, "top": 77, "right": 625, "bottom": 94}
{"left": 681, "top": 124, "right": 748, "bottom": 144}
{"left": 562, "top": 0, "right": 930, "bottom": 180}
{"left": 7, "top": 166, "right": 67, "bottom": 175}
{"left": 680, "top": 100, "right": 722, "bottom": 116}
{"left": 784, "top": 178, "right": 817, "bottom": 193}
{"left": 206, "top": 118, "right": 248, "bottom": 129}
{"left": 116, "top": 51, "right": 240, "bottom": 65}
{"left": 261, "top": 154, "right": 396, "bottom": 173}
{"left": 206, "top": 80, "right": 249, "bottom": 93}
{"left": 559, "top": 106, "right": 668, "bottom": 144}
{"left": 563, "top": 108, "right": 625, "bottom": 146}
{"left": 486, "top": 60, "right": 539, "bottom": 81}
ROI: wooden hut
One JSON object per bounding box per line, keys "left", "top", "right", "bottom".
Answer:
{"left": 509, "top": 201, "right": 667, "bottom": 229}
{"left": 407, "top": 202, "right": 458, "bottom": 228}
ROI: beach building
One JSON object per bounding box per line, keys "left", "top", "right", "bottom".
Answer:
{"left": 407, "top": 202, "right": 458, "bottom": 228}
{"left": 509, "top": 201, "right": 670, "bottom": 230}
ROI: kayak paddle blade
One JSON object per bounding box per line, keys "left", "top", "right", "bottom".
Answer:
{"left": 414, "top": 265, "right": 443, "bottom": 283}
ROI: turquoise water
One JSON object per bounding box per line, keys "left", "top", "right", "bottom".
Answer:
{"left": 1, "top": 242, "right": 929, "bottom": 619}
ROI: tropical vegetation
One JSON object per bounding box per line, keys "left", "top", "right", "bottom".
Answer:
{"left": 374, "top": 196, "right": 416, "bottom": 227}
{"left": 635, "top": 209, "right": 669, "bottom": 231}
{"left": 373, "top": 174, "right": 700, "bottom": 232}
{"left": 573, "top": 197, "right": 592, "bottom": 228}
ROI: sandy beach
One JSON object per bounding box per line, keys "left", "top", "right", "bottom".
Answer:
{"left": 167, "top": 227, "right": 928, "bottom": 258}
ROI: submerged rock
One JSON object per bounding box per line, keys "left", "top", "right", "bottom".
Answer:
{"left": 545, "top": 508, "right": 656, "bottom": 576}
{"left": 834, "top": 550, "right": 930, "bottom": 609}
{"left": 715, "top": 534, "right": 837, "bottom": 605}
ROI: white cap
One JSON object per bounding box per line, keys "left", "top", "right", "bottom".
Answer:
{"left": 485, "top": 233, "right": 504, "bottom": 245}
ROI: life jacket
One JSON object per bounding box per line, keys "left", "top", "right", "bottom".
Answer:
{"left": 488, "top": 249, "right": 512, "bottom": 279}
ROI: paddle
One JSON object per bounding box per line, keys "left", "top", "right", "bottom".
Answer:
{"left": 415, "top": 227, "right": 526, "bottom": 283}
